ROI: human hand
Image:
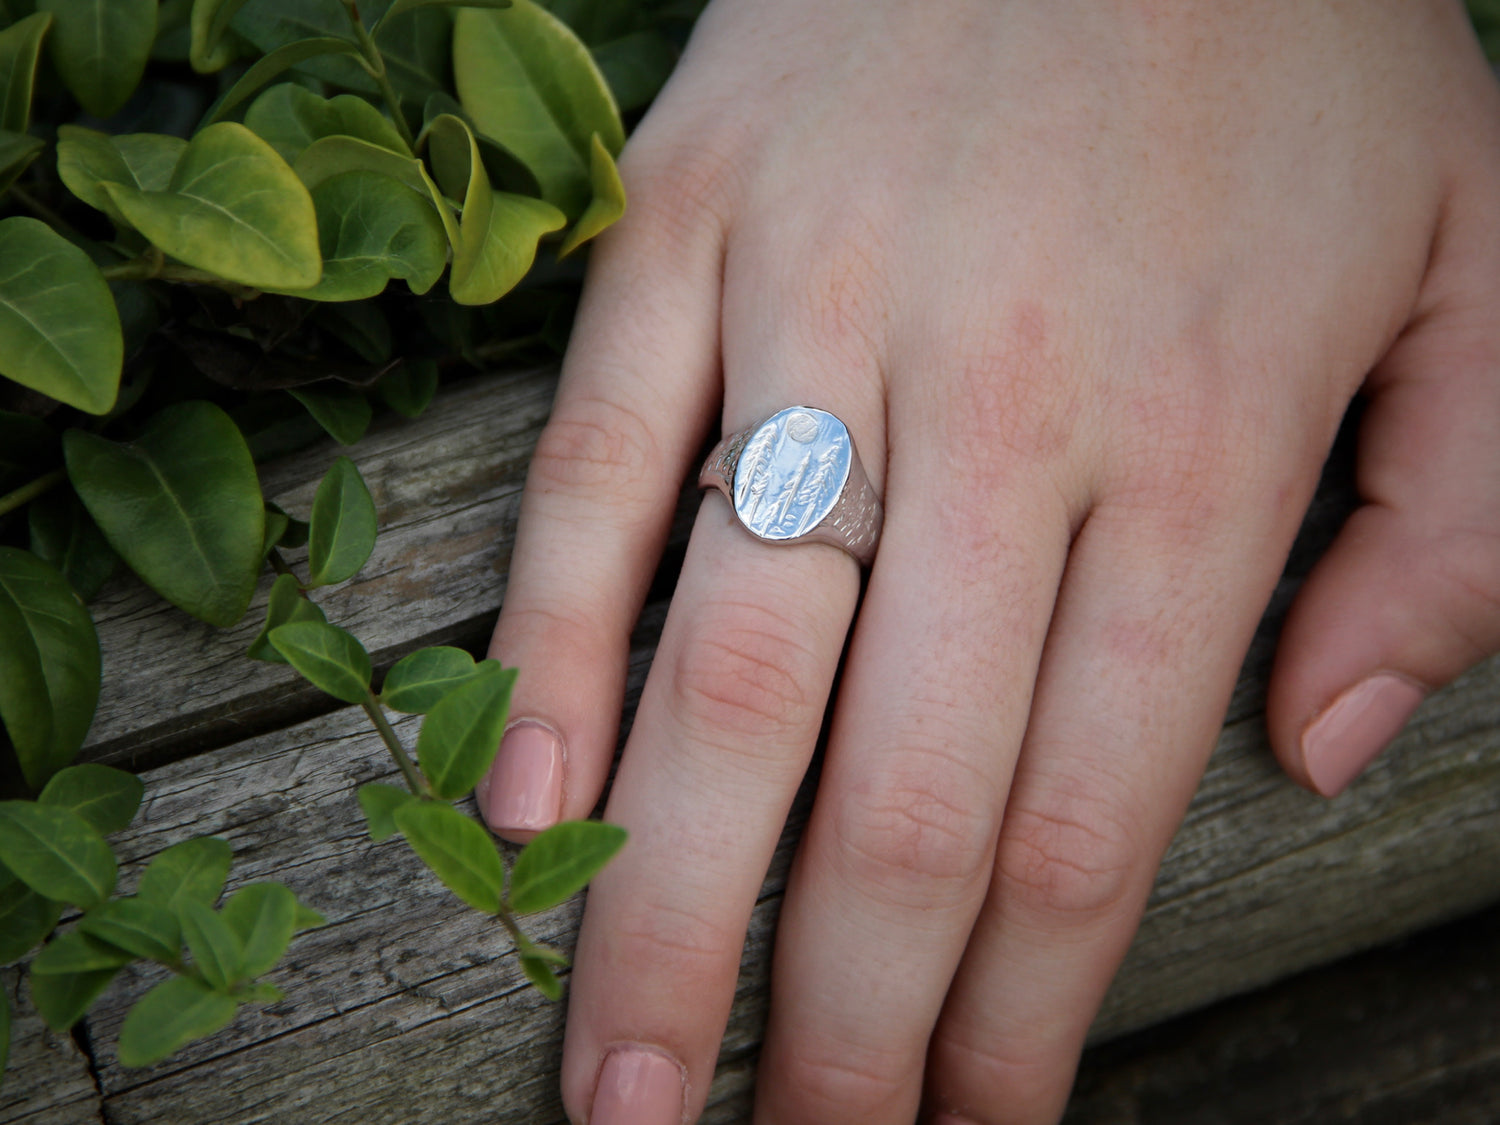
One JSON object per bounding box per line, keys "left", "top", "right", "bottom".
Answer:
{"left": 480, "top": 1, "right": 1500, "bottom": 1121}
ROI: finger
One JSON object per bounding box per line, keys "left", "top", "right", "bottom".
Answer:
{"left": 751, "top": 447, "right": 1072, "bottom": 1124}
{"left": 1266, "top": 169, "right": 1500, "bottom": 798}
{"left": 478, "top": 142, "right": 738, "bottom": 840}
{"left": 926, "top": 464, "right": 1305, "bottom": 1124}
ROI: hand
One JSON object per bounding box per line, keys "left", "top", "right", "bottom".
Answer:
{"left": 480, "top": 1, "right": 1500, "bottom": 1121}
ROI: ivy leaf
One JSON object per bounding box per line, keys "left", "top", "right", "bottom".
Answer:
{"left": 28, "top": 490, "right": 118, "bottom": 602}
{"left": 30, "top": 966, "right": 119, "bottom": 1032}
{"left": 508, "top": 820, "right": 626, "bottom": 915}
{"left": 0, "top": 128, "right": 43, "bottom": 197}
{"left": 0, "top": 12, "right": 51, "bottom": 133}
{"left": 65, "top": 400, "right": 264, "bottom": 627}
{"left": 558, "top": 133, "right": 624, "bottom": 257}
{"left": 377, "top": 358, "right": 439, "bottom": 420}
{"left": 220, "top": 882, "right": 296, "bottom": 978}
{"left": 247, "top": 573, "right": 327, "bottom": 664}
{"left": 189, "top": 0, "right": 254, "bottom": 72}
{"left": 202, "top": 36, "right": 367, "bottom": 128}
{"left": 117, "top": 975, "right": 237, "bottom": 1068}
{"left": 0, "top": 802, "right": 116, "bottom": 910}
{"left": 454, "top": 1, "right": 623, "bottom": 218}
{"left": 306, "top": 456, "right": 378, "bottom": 588}
{"left": 288, "top": 385, "right": 373, "bottom": 446}
{"left": 56, "top": 126, "right": 186, "bottom": 229}
{"left": 0, "top": 873, "right": 63, "bottom": 963}
{"left": 37, "top": 0, "right": 156, "bottom": 118}
{"left": 0, "top": 217, "right": 122, "bottom": 415}
{"left": 181, "top": 899, "right": 243, "bottom": 992}
{"left": 356, "top": 782, "right": 416, "bottom": 842}
{"left": 415, "top": 661, "right": 516, "bottom": 799}
{"left": 38, "top": 764, "right": 142, "bottom": 836}
{"left": 31, "top": 929, "right": 135, "bottom": 975}
{"left": 380, "top": 646, "right": 481, "bottom": 714}
{"left": 268, "top": 621, "right": 372, "bottom": 704}
{"left": 77, "top": 898, "right": 182, "bottom": 965}
{"left": 393, "top": 800, "right": 506, "bottom": 913}
{"left": 245, "top": 83, "right": 409, "bottom": 164}
{"left": 0, "top": 547, "right": 101, "bottom": 787}
{"left": 295, "top": 134, "right": 459, "bottom": 247}
{"left": 103, "top": 123, "right": 321, "bottom": 291}
{"left": 138, "top": 836, "right": 233, "bottom": 914}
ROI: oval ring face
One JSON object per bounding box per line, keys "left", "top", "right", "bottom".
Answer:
{"left": 732, "top": 407, "right": 852, "bottom": 541}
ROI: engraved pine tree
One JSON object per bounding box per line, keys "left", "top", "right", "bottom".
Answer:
{"left": 736, "top": 426, "right": 776, "bottom": 524}
{"left": 771, "top": 451, "right": 813, "bottom": 531}
{"left": 790, "top": 446, "right": 841, "bottom": 536}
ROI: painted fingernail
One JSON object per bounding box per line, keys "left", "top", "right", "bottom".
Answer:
{"left": 485, "top": 721, "right": 564, "bottom": 832}
{"left": 590, "top": 1047, "right": 683, "bottom": 1125}
{"left": 1301, "top": 673, "right": 1425, "bottom": 798}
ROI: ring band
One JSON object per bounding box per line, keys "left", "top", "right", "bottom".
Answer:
{"left": 698, "top": 406, "right": 883, "bottom": 566}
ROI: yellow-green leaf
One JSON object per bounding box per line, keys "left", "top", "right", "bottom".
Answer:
{"left": 56, "top": 126, "right": 186, "bottom": 229}
{"left": 558, "top": 133, "right": 624, "bottom": 257}
{"left": 245, "top": 83, "right": 410, "bottom": 164}
{"left": 290, "top": 171, "right": 447, "bottom": 301}
{"left": 188, "top": 0, "right": 253, "bottom": 72}
{"left": 508, "top": 820, "right": 626, "bottom": 915}
{"left": 295, "top": 134, "right": 459, "bottom": 247}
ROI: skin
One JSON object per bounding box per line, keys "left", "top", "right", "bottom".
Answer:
{"left": 482, "top": 1, "right": 1500, "bottom": 1121}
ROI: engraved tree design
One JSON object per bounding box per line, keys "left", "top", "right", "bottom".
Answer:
{"left": 771, "top": 451, "right": 813, "bottom": 530}
{"left": 791, "top": 445, "right": 841, "bottom": 536}
{"left": 736, "top": 425, "right": 776, "bottom": 524}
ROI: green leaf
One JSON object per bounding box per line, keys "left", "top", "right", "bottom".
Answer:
{"left": 558, "top": 133, "right": 624, "bottom": 257}
{"left": 289, "top": 171, "right": 447, "bottom": 301}
{"left": 592, "top": 30, "right": 677, "bottom": 113}
{"left": 228, "top": 0, "right": 371, "bottom": 94}
{"left": 181, "top": 899, "right": 242, "bottom": 991}
{"left": 56, "top": 126, "right": 186, "bottom": 229}
{"left": 189, "top": 0, "right": 253, "bottom": 72}
{"left": 103, "top": 122, "right": 321, "bottom": 291}
{"left": 419, "top": 91, "right": 540, "bottom": 197}
{"left": 392, "top": 800, "right": 505, "bottom": 913}
{"left": 65, "top": 400, "right": 264, "bottom": 627}
{"left": 117, "top": 974, "right": 237, "bottom": 1068}
{"left": 519, "top": 955, "right": 561, "bottom": 999}
{"left": 220, "top": 882, "right": 295, "bottom": 978}
{"left": 377, "top": 358, "right": 439, "bottom": 419}
{"left": 271, "top": 504, "right": 310, "bottom": 550}
{"left": 77, "top": 898, "right": 182, "bottom": 965}
{"left": 0, "top": 128, "right": 43, "bottom": 196}
{"left": 415, "top": 661, "right": 516, "bottom": 799}
{"left": 380, "top": 646, "right": 480, "bottom": 713}
{"left": 31, "top": 929, "right": 134, "bottom": 974}
{"left": 293, "top": 902, "right": 325, "bottom": 931}
{"left": 242, "top": 981, "right": 284, "bottom": 1003}
{"left": 514, "top": 930, "right": 568, "bottom": 965}
{"left": 375, "top": 0, "right": 510, "bottom": 33}
{"left": 138, "top": 836, "right": 233, "bottom": 914}
{"left": 202, "top": 36, "right": 366, "bottom": 128}
{"left": 0, "top": 876, "right": 62, "bottom": 963}
{"left": 294, "top": 134, "right": 459, "bottom": 247}
{"left": 0, "top": 547, "right": 101, "bottom": 787}
{"left": 508, "top": 820, "right": 626, "bottom": 915}
{"left": 37, "top": 0, "right": 155, "bottom": 118}
{"left": 356, "top": 782, "right": 416, "bottom": 842}
{"left": 307, "top": 456, "right": 377, "bottom": 587}
{"left": 0, "top": 802, "right": 116, "bottom": 909}
{"left": 454, "top": 1, "right": 623, "bottom": 217}
{"left": 247, "top": 573, "right": 326, "bottom": 664}
{"left": 0, "top": 217, "right": 122, "bottom": 414}
{"left": 38, "top": 764, "right": 142, "bottom": 835}
{"left": 0, "top": 12, "right": 50, "bottom": 133}
{"left": 261, "top": 507, "right": 288, "bottom": 558}
{"left": 268, "top": 620, "right": 372, "bottom": 704}
{"left": 244, "top": 83, "right": 409, "bottom": 164}
{"left": 30, "top": 966, "right": 119, "bottom": 1032}
{"left": 287, "top": 385, "right": 372, "bottom": 445}
{"left": 0, "top": 989, "right": 9, "bottom": 1073}
{"left": 28, "top": 490, "right": 118, "bottom": 602}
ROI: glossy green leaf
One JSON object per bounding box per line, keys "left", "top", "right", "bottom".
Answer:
{"left": 0, "top": 128, "right": 43, "bottom": 196}
{"left": 294, "top": 134, "right": 459, "bottom": 246}
{"left": 454, "top": 1, "right": 623, "bottom": 217}
{"left": 0, "top": 547, "right": 100, "bottom": 787}
{"left": 38, "top": 764, "right": 142, "bottom": 835}
{"left": 393, "top": 800, "right": 505, "bottom": 913}
{"left": 181, "top": 899, "right": 242, "bottom": 991}
{"left": 189, "top": 0, "right": 253, "bottom": 72}
{"left": 0, "top": 12, "right": 50, "bottom": 133}
{"left": 592, "top": 29, "right": 677, "bottom": 112}
{"left": 247, "top": 573, "right": 327, "bottom": 664}
{"left": 28, "top": 490, "right": 118, "bottom": 602}
{"left": 377, "top": 357, "right": 439, "bottom": 419}
{"left": 291, "top": 171, "right": 447, "bottom": 301}
{"left": 0, "top": 874, "right": 62, "bottom": 963}
{"left": 375, "top": 0, "right": 510, "bottom": 33}
{"left": 138, "top": 836, "right": 233, "bottom": 914}
{"left": 415, "top": 661, "right": 516, "bottom": 799}
{"left": 307, "top": 456, "right": 377, "bottom": 587}
{"left": 56, "top": 126, "right": 186, "bottom": 229}
{"left": 220, "top": 882, "right": 296, "bottom": 978}
{"left": 288, "top": 385, "right": 372, "bottom": 445}
{"left": 508, "top": 819, "right": 626, "bottom": 915}
{"left": 0, "top": 217, "right": 122, "bottom": 414}
{"left": 103, "top": 123, "right": 321, "bottom": 291}
{"left": 0, "top": 802, "right": 115, "bottom": 909}
{"left": 31, "top": 929, "right": 134, "bottom": 974}
{"left": 357, "top": 782, "right": 416, "bottom": 842}
{"left": 77, "top": 898, "right": 182, "bottom": 965}
{"left": 65, "top": 400, "right": 264, "bottom": 627}
{"left": 37, "top": 0, "right": 155, "bottom": 118}
{"left": 117, "top": 974, "right": 237, "bottom": 1067}
{"left": 30, "top": 966, "right": 118, "bottom": 1032}
{"left": 203, "top": 36, "right": 366, "bottom": 127}
{"left": 245, "top": 83, "right": 409, "bottom": 164}
{"left": 558, "top": 133, "right": 624, "bottom": 257}
{"left": 520, "top": 955, "right": 561, "bottom": 999}
{"left": 268, "top": 621, "right": 372, "bottom": 704}
{"left": 419, "top": 91, "right": 539, "bottom": 197}
{"left": 380, "top": 645, "right": 480, "bottom": 713}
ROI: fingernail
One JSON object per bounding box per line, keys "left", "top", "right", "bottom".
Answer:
{"left": 1301, "top": 673, "right": 1425, "bottom": 798}
{"left": 930, "top": 1115, "right": 979, "bottom": 1125}
{"left": 590, "top": 1047, "right": 683, "bottom": 1125}
{"left": 485, "top": 721, "right": 564, "bottom": 832}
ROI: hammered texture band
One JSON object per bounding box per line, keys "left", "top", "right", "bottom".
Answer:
{"left": 698, "top": 406, "right": 883, "bottom": 566}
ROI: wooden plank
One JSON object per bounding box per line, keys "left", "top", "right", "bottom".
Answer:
{"left": 0, "top": 968, "right": 102, "bottom": 1125}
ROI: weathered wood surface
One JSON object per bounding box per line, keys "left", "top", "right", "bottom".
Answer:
{"left": 0, "top": 969, "right": 99, "bottom": 1125}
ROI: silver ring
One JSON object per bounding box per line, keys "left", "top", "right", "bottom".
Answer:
{"left": 698, "top": 406, "right": 883, "bottom": 566}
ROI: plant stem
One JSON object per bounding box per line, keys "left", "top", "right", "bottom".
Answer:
{"left": 266, "top": 549, "right": 300, "bottom": 584}
{"left": 343, "top": 0, "right": 417, "bottom": 153}
{"left": 100, "top": 257, "right": 259, "bottom": 300}
{"left": 363, "top": 691, "right": 429, "bottom": 797}
{"left": 9, "top": 186, "right": 81, "bottom": 241}
{"left": 0, "top": 468, "right": 65, "bottom": 519}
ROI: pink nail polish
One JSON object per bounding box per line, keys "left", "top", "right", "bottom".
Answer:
{"left": 1301, "top": 673, "right": 1425, "bottom": 798}
{"left": 485, "top": 721, "right": 564, "bottom": 832}
{"left": 590, "top": 1048, "right": 683, "bottom": 1125}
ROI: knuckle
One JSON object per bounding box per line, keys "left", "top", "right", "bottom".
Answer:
{"left": 776, "top": 1042, "right": 914, "bottom": 1120}
{"left": 527, "top": 395, "right": 662, "bottom": 500}
{"left": 604, "top": 894, "right": 739, "bottom": 987}
{"left": 619, "top": 137, "right": 742, "bottom": 245}
{"left": 929, "top": 1027, "right": 1069, "bottom": 1124}
{"left": 995, "top": 783, "right": 1141, "bottom": 922}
